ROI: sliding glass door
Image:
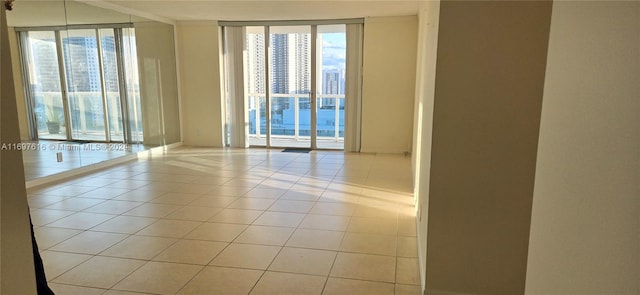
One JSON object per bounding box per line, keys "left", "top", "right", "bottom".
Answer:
{"left": 19, "top": 26, "right": 141, "bottom": 143}
{"left": 316, "top": 25, "right": 346, "bottom": 149}
{"left": 245, "top": 26, "right": 268, "bottom": 146}
{"left": 244, "top": 24, "right": 346, "bottom": 150}
{"left": 21, "top": 31, "right": 69, "bottom": 140}
{"left": 98, "top": 28, "right": 125, "bottom": 142}
{"left": 268, "top": 26, "right": 312, "bottom": 148}
{"left": 63, "top": 29, "right": 108, "bottom": 141}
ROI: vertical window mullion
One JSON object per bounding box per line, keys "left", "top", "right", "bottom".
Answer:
{"left": 95, "top": 28, "right": 111, "bottom": 142}
{"left": 264, "top": 26, "right": 271, "bottom": 148}
{"left": 310, "top": 25, "right": 317, "bottom": 149}
{"left": 114, "top": 28, "right": 131, "bottom": 143}
{"left": 55, "top": 30, "right": 73, "bottom": 140}
{"left": 18, "top": 32, "right": 39, "bottom": 140}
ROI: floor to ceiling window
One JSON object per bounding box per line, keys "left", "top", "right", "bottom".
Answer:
{"left": 18, "top": 25, "right": 142, "bottom": 143}
{"left": 227, "top": 22, "right": 351, "bottom": 150}
{"left": 316, "top": 25, "right": 346, "bottom": 149}
{"left": 20, "top": 30, "right": 68, "bottom": 140}
{"left": 245, "top": 26, "right": 268, "bottom": 146}
{"left": 267, "top": 25, "right": 313, "bottom": 148}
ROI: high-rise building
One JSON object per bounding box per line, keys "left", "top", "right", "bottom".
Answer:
{"left": 29, "top": 34, "right": 119, "bottom": 94}
{"left": 246, "top": 32, "right": 314, "bottom": 96}
{"left": 245, "top": 32, "right": 265, "bottom": 95}
{"left": 270, "top": 34, "right": 289, "bottom": 94}
{"left": 62, "top": 37, "right": 100, "bottom": 92}
{"left": 320, "top": 70, "right": 343, "bottom": 108}
{"left": 288, "top": 33, "right": 310, "bottom": 94}
{"left": 100, "top": 36, "right": 119, "bottom": 92}
{"left": 265, "top": 33, "right": 311, "bottom": 95}
{"left": 61, "top": 35, "right": 118, "bottom": 93}
{"left": 244, "top": 32, "right": 312, "bottom": 116}
{"left": 30, "top": 37, "right": 61, "bottom": 92}
{"left": 324, "top": 70, "right": 341, "bottom": 94}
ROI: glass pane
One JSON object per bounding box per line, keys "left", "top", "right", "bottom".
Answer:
{"left": 62, "top": 29, "right": 107, "bottom": 141}
{"left": 23, "top": 31, "right": 68, "bottom": 140}
{"left": 122, "top": 28, "right": 143, "bottom": 143}
{"left": 269, "top": 26, "right": 311, "bottom": 148}
{"left": 248, "top": 95, "right": 267, "bottom": 146}
{"left": 245, "top": 26, "right": 266, "bottom": 146}
{"left": 270, "top": 96, "right": 294, "bottom": 136}
{"left": 299, "top": 97, "right": 311, "bottom": 137}
{"left": 316, "top": 25, "right": 346, "bottom": 150}
{"left": 99, "top": 29, "right": 124, "bottom": 142}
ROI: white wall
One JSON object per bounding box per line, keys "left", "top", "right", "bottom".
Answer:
{"left": 64, "top": 1, "right": 131, "bottom": 25}
{"left": 5, "top": 0, "right": 66, "bottom": 27}
{"left": 361, "top": 16, "right": 417, "bottom": 154}
{"left": 174, "top": 17, "right": 419, "bottom": 150}
{"left": 525, "top": 2, "right": 640, "bottom": 294}
{"left": 412, "top": 1, "right": 440, "bottom": 292}
{"left": 176, "top": 21, "right": 225, "bottom": 147}
{"left": 135, "top": 21, "right": 182, "bottom": 145}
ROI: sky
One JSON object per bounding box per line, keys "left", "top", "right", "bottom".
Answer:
{"left": 321, "top": 33, "right": 346, "bottom": 71}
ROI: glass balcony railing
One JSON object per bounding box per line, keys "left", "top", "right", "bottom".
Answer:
{"left": 34, "top": 91, "right": 143, "bottom": 142}
{"left": 247, "top": 93, "right": 345, "bottom": 147}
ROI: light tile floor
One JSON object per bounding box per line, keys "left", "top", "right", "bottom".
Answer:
{"left": 22, "top": 141, "right": 150, "bottom": 181}
{"left": 28, "top": 147, "right": 421, "bottom": 295}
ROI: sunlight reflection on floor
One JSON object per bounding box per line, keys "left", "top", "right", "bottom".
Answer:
{"left": 28, "top": 147, "right": 421, "bottom": 295}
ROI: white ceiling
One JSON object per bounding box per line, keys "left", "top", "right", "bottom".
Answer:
{"left": 6, "top": 0, "right": 421, "bottom": 28}
{"left": 102, "top": 0, "right": 421, "bottom": 22}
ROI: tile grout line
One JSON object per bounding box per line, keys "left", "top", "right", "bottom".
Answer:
{"left": 33, "top": 149, "right": 417, "bottom": 294}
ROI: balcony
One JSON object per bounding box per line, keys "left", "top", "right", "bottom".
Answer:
{"left": 248, "top": 93, "right": 345, "bottom": 149}
{"left": 33, "top": 91, "right": 143, "bottom": 142}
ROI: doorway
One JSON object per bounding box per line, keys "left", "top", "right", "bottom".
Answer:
{"left": 243, "top": 24, "right": 346, "bottom": 150}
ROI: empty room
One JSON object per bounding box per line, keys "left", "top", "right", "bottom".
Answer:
{"left": 1, "top": 1, "right": 638, "bottom": 294}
